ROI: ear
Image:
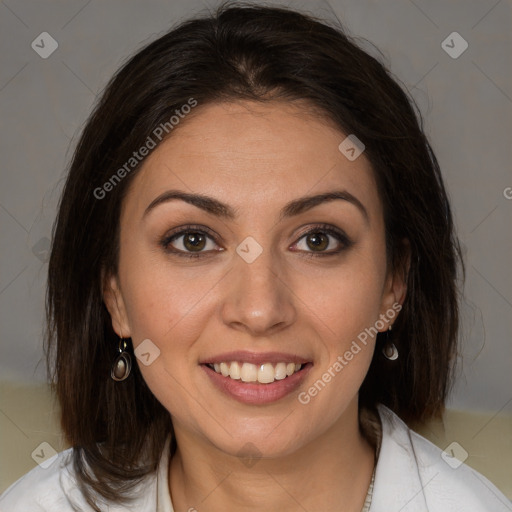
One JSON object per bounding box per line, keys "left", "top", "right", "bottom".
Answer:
{"left": 102, "top": 270, "right": 132, "bottom": 338}
{"left": 378, "top": 239, "right": 410, "bottom": 331}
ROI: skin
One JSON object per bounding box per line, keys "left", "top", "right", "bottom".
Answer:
{"left": 104, "top": 100, "right": 407, "bottom": 512}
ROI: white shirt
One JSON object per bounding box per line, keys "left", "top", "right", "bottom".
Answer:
{"left": 1, "top": 404, "right": 510, "bottom": 511}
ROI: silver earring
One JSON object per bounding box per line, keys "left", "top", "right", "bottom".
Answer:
{"left": 111, "top": 338, "right": 132, "bottom": 381}
{"left": 382, "top": 326, "right": 398, "bottom": 360}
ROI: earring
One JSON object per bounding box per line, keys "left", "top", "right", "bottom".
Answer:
{"left": 111, "top": 337, "right": 132, "bottom": 381}
{"left": 382, "top": 326, "right": 398, "bottom": 361}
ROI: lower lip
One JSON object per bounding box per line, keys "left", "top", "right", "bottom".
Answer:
{"left": 201, "top": 363, "right": 312, "bottom": 405}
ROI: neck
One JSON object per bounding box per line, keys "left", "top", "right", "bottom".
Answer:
{"left": 169, "top": 401, "right": 375, "bottom": 512}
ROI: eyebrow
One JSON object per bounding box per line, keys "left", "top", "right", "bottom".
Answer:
{"left": 143, "top": 189, "right": 369, "bottom": 224}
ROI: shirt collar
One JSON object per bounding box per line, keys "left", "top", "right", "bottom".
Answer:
{"left": 156, "top": 435, "right": 174, "bottom": 512}
{"left": 371, "top": 404, "right": 428, "bottom": 511}
{"left": 154, "top": 404, "right": 427, "bottom": 512}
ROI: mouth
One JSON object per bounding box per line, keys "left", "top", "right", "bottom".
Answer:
{"left": 200, "top": 352, "right": 313, "bottom": 404}
{"left": 205, "top": 361, "right": 306, "bottom": 384}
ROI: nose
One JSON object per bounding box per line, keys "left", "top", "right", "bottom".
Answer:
{"left": 220, "top": 244, "right": 297, "bottom": 337}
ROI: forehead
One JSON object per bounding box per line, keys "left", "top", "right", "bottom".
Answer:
{"left": 121, "top": 101, "right": 381, "bottom": 223}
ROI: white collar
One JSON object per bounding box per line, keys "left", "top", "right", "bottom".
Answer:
{"left": 156, "top": 435, "right": 174, "bottom": 512}
{"left": 153, "top": 405, "right": 428, "bottom": 511}
{"left": 153, "top": 407, "right": 393, "bottom": 512}
{"left": 372, "top": 404, "right": 431, "bottom": 510}
{"left": 154, "top": 404, "right": 511, "bottom": 512}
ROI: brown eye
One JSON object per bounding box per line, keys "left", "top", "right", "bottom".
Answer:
{"left": 161, "top": 227, "right": 220, "bottom": 257}
{"left": 183, "top": 233, "right": 207, "bottom": 252}
{"left": 292, "top": 224, "right": 353, "bottom": 256}
{"left": 305, "top": 232, "right": 329, "bottom": 251}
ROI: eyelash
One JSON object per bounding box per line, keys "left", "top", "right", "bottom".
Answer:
{"left": 159, "top": 223, "right": 353, "bottom": 260}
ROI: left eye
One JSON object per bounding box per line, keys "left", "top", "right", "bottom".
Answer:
{"left": 292, "top": 229, "right": 347, "bottom": 254}
{"left": 288, "top": 225, "right": 353, "bottom": 256}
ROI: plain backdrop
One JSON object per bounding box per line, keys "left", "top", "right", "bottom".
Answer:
{"left": 0, "top": 0, "right": 511, "bottom": 419}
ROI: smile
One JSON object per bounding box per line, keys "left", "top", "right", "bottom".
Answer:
{"left": 207, "top": 361, "right": 303, "bottom": 384}
{"left": 200, "top": 350, "right": 312, "bottom": 404}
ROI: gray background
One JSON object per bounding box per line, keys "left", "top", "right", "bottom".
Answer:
{"left": 0, "top": 0, "right": 511, "bottom": 415}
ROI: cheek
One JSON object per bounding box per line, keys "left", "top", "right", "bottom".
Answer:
{"left": 306, "top": 252, "right": 386, "bottom": 342}
{"left": 119, "top": 241, "right": 216, "bottom": 342}
{"left": 117, "top": 257, "right": 213, "bottom": 414}
{"left": 297, "top": 246, "right": 386, "bottom": 400}
{"left": 295, "top": 273, "right": 382, "bottom": 427}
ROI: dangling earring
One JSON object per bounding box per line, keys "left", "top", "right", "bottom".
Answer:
{"left": 111, "top": 337, "right": 132, "bottom": 381}
{"left": 382, "top": 326, "right": 398, "bottom": 361}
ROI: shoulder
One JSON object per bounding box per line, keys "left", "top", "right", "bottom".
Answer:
{"left": 0, "top": 447, "right": 81, "bottom": 511}
{"left": 373, "top": 404, "right": 512, "bottom": 512}
{"left": 0, "top": 447, "right": 159, "bottom": 512}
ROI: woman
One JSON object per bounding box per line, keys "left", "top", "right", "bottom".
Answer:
{"left": 1, "top": 3, "right": 509, "bottom": 511}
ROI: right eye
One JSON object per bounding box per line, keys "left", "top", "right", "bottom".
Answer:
{"left": 160, "top": 226, "right": 223, "bottom": 258}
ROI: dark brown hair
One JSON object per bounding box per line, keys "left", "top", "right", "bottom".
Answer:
{"left": 45, "top": 1, "right": 464, "bottom": 508}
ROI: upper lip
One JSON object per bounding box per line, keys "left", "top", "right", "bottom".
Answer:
{"left": 200, "top": 351, "right": 311, "bottom": 366}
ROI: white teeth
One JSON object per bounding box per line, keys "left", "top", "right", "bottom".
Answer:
{"left": 274, "top": 362, "right": 287, "bottom": 380}
{"left": 209, "top": 361, "right": 304, "bottom": 384}
{"left": 220, "top": 362, "right": 230, "bottom": 377}
{"left": 229, "top": 361, "right": 241, "bottom": 380}
{"left": 257, "top": 363, "right": 275, "bottom": 384}
{"left": 240, "top": 362, "right": 258, "bottom": 382}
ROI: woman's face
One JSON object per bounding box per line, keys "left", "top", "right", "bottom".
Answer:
{"left": 104, "top": 100, "right": 405, "bottom": 458}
